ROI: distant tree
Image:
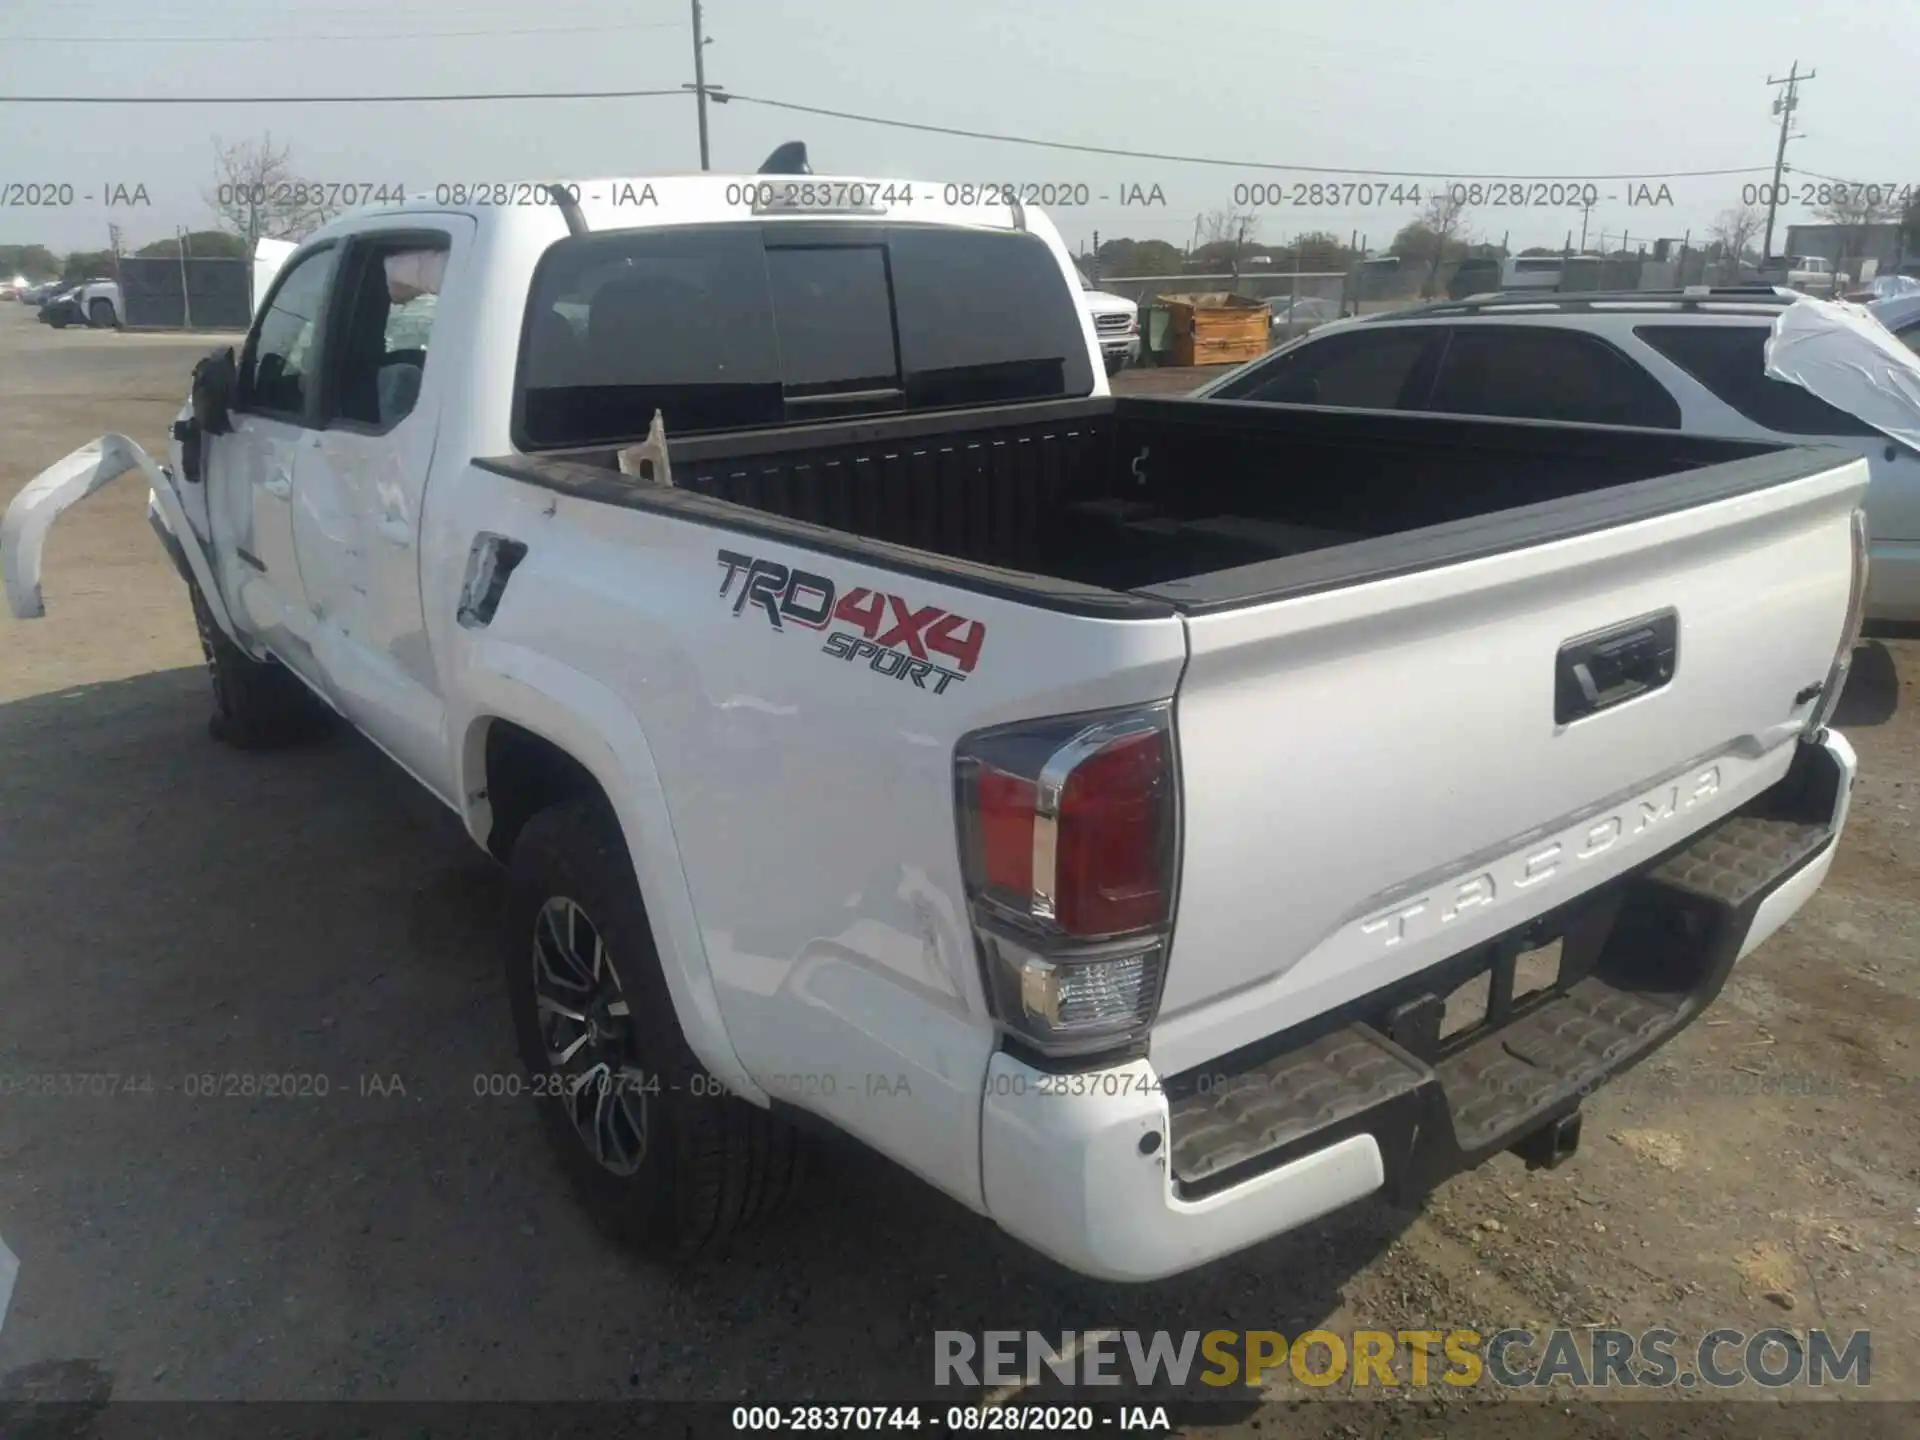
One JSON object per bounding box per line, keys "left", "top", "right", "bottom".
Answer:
{"left": 1191, "top": 209, "right": 1257, "bottom": 268}
{"left": 136, "top": 230, "right": 249, "bottom": 260}
{"left": 206, "top": 132, "right": 342, "bottom": 248}
{"left": 1708, "top": 205, "right": 1764, "bottom": 276}
{"left": 0, "top": 244, "right": 59, "bottom": 279}
{"left": 1519, "top": 245, "right": 1560, "bottom": 256}
{"left": 1093, "top": 236, "right": 1185, "bottom": 277}
{"left": 1280, "top": 230, "right": 1358, "bottom": 271}
{"left": 1390, "top": 192, "right": 1472, "bottom": 297}
{"left": 61, "top": 249, "right": 118, "bottom": 284}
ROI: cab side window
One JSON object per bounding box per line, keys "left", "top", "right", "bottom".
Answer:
{"left": 325, "top": 236, "right": 450, "bottom": 431}
{"left": 238, "top": 247, "right": 337, "bottom": 419}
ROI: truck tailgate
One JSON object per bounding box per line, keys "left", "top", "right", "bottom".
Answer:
{"left": 1151, "top": 451, "right": 1866, "bottom": 1075}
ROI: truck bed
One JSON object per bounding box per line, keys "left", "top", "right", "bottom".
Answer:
{"left": 484, "top": 395, "right": 1813, "bottom": 613}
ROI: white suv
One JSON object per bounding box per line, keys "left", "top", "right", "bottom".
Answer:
{"left": 1197, "top": 288, "right": 1920, "bottom": 622}
{"left": 1076, "top": 271, "right": 1139, "bottom": 375}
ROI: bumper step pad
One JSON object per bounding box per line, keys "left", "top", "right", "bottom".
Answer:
{"left": 1168, "top": 1028, "right": 1425, "bottom": 1189}
{"left": 1646, "top": 815, "right": 1830, "bottom": 909}
{"left": 1436, "top": 979, "right": 1677, "bottom": 1152}
{"left": 1166, "top": 789, "right": 1837, "bottom": 1202}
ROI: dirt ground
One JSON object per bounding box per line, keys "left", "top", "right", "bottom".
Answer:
{"left": 0, "top": 305, "right": 1916, "bottom": 1433}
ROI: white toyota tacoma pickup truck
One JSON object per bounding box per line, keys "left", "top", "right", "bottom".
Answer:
{"left": 3, "top": 167, "right": 1869, "bottom": 1282}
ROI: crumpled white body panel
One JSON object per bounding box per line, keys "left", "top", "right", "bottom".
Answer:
{"left": 0, "top": 433, "right": 238, "bottom": 642}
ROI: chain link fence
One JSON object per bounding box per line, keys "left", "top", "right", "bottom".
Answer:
{"left": 116, "top": 257, "right": 253, "bottom": 331}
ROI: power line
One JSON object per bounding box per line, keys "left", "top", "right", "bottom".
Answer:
{"left": 4, "top": 20, "right": 682, "bottom": 42}
{"left": 0, "top": 88, "right": 686, "bottom": 104}
{"left": 717, "top": 92, "right": 1778, "bottom": 181}
{"left": 0, "top": 80, "right": 1824, "bottom": 190}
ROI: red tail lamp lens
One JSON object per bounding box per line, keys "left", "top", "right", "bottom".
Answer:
{"left": 975, "top": 768, "right": 1036, "bottom": 901}
{"left": 1055, "top": 730, "right": 1171, "bottom": 937}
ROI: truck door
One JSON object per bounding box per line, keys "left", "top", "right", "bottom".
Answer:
{"left": 290, "top": 220, "right": 472, "bottom": 799}
{"left": 212, "top": 241, "right": 341, "bottom": 680}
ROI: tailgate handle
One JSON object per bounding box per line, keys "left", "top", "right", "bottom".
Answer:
{"left": 1555, "top": 609, "right": 1677, "bottom": 725}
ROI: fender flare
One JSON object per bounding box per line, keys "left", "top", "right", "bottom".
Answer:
{"left": 2, "top": 434, "right": 241, "bottom": 648}
{"left": 455, "top": 640, "right": 766, "bottom": 1106}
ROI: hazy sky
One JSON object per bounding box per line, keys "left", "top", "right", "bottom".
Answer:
{"left": 1, "top": 0, "right": 1914, "bottom": 260}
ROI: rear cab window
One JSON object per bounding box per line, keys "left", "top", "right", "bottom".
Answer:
{"left": 1635, "top": 323, "right": 1881, "bottom": 437}
{"left": 513, "top": 222, "right": 1095, "bottom": 448}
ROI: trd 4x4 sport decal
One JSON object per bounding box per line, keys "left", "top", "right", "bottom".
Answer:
{"left": 715, "top": 549, "right": 985, "bottom": 695}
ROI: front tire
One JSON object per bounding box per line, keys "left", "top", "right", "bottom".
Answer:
{"left": 503, "top": 799, "right": 804, "bottom": 1257}
{"left": 87, "top": 299, "right": 118, "bottom": 330}
{"left": 189, "top": 583, "right": 332, "bottom": 748}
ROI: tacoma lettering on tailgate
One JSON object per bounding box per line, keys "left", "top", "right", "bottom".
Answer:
{"left": 715, "top": 548, "right": 986, "bottom": 695}
{"left": 1358, "top": 765, "right": 1723, "bottom": 951}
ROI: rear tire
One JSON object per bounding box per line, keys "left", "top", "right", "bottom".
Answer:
{"left": 87, "top": 299, "right": 118, "bottom": 330}
{"left": 503, "top": 798, "right": 805, "bottom": 1258}
{"left": 189, "top": 583, "right": 332, "bottom": 749}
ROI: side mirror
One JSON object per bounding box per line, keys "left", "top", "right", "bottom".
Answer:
{"left": 191, "top": 346, "right": 237, "bottom": 437}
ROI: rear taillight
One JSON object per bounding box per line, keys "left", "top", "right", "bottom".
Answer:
{"left": 1807, "top": 507, "right": 1869, "bottom": 734}
{"left": 955, "top": 705, "right": 1177, "bottom": 1060}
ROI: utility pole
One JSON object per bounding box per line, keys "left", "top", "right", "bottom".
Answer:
{"left": 689, "top": 0, "right": 712, "bottom": 171}
{"left": 178, "top": 226, "right": 194, "bottom": 331}
{"left": 1577, "top": 199, "right": 1594, "bottom": 253}
{"left": 1762, "top": 61, "right": 1814, "bottom": 262}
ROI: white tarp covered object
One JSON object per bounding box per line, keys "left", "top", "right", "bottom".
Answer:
{"left": 1765, "top": 295, "right": 1920, "bottom": 451}
{"left": 1, "top": 1229, "right": 16, "bottom": 1336}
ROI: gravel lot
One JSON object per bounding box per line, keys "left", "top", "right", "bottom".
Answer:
{"left": 1, "top": 305, "right": 1916, "bottom": 1432}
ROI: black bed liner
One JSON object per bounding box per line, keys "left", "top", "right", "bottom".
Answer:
{"left": 476, "top": 394, "right": 1850, "bottom": 619}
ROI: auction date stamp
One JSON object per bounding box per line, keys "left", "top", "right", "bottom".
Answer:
{"left": 0, "top": 1072, "right": 155, "bottom": 1098}
{"left": 1, "top": 181, "right": 151, "bottom": 207}
{"left": 471, "top": 1069, "right": 915, "bottom": 1102}
{"left": 217, "top": 181, "right": 405, "bottom": 210}
{"left": 1744, "top": 181, "right": 1917, "bottom": 209}
{"left": 721, "top": 179, "right": 1168, "bottom": 211}
{"left": 433, "top": 180, "right": 661, "bottom": 208}
{"left": 1230, "top": 178, "right": 1677, "bottom": 208}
